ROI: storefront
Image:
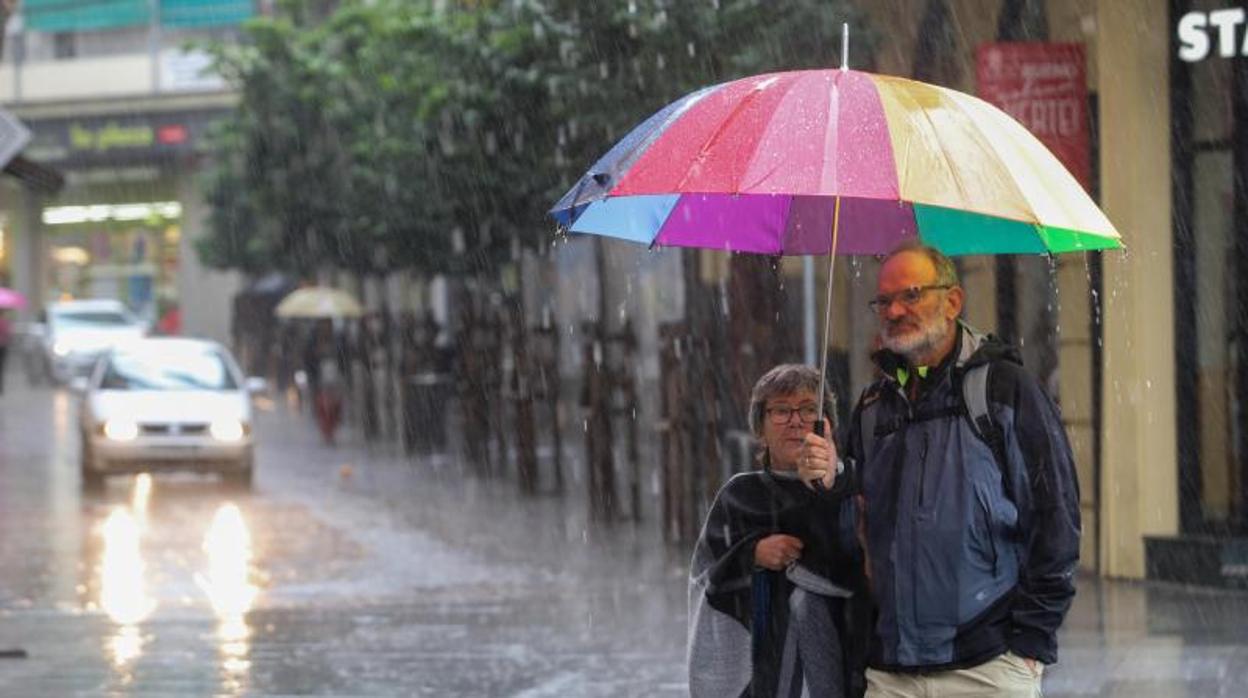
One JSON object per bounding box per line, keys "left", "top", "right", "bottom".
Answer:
{"left": 14, "top": 105, "right": 239, "bottom": 340}
{"left": 1143, "top": 0, "right": 1248, "bottom": 587}
{"left": 40, "top": 200, "right": 181, "bottom": 321}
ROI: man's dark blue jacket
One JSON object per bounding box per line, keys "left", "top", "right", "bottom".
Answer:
{"left": 847, "top": 323, "right": 1080, "bottom": 672}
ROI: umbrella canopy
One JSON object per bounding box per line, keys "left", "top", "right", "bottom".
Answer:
{"left": 0, "top": 287, "right": 27, "bottom": 310}
{"left": 275, "top": 287, "right": 363, "bottom": 319}
{"left": 552, "top": 68, "right": 1120, "bottom": 256}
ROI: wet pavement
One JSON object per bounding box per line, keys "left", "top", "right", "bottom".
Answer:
{"left": 1, "top": 367, "right": 1247, "bottom": 696}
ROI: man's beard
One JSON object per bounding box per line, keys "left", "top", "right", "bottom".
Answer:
{"left": 881, "top": 316, "right": 953, "bottom": 365}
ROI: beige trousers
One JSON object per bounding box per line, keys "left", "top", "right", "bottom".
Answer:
{"left": 865, "top": 652, "right": 1043, "bottom": 698}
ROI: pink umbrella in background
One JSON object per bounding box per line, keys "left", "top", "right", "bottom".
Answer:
{"left": 0, "top": 287, "right": 27, "bottom": 310}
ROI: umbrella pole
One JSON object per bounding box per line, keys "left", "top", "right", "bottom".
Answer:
{"left": 814, "top": 196, "right": 843, "bottom": 435}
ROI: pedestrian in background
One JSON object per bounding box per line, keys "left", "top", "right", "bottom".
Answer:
{"left": 802, "top": 241, "right": 1080, "bottom": 697}
{"left": 689, "top": 364, "right": 867, "bottom": 697}
{"left": 0, "top": 310, "right": 11, "bottom": 394}
{"left": 304, "top": 320, "right": 345, "bottom": 446}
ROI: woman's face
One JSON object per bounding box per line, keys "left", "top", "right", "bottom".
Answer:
{"left": 760, "top": 389, "right": 819, "bottom": 471}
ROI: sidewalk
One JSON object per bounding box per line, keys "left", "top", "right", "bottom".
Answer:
{"left": 255, "top": 394, "right": 692, "bottom": 695}
{"left": 271, "top": 393, "right": 1248, "bottom": 697}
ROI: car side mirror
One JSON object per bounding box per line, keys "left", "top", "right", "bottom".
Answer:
{"left": 69, "top": 377, "right": 89, "bottom": 394}
{"left": 245, "top": 377, "right": 268, "bottom": 394}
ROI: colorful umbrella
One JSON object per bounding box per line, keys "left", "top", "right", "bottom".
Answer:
{"left": 551, "top": 68, "right": 1120, "bottom": 256}
{"left": 0, "top": 287, "right": 27, "bottom": 310}
{"left": 551, "top": 64, "right": 1121, "bottom": 436}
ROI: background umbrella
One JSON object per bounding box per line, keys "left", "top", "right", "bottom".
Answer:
{"left": 275, "top": 287, "right": 363, "bottom": 319}
{"left": 551, "top": 54, "right": 1120, "bottom": 427}
{"left": 0, "top": 287, "right": 27, "bottom": 310}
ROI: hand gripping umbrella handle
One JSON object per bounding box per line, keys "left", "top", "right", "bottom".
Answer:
{"left": 810, "top": 196, "right": 842, "bottom": 492}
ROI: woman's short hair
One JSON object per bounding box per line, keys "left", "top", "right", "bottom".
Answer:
{"left": 747, "top": 364, "right": 837, "bottom": 437}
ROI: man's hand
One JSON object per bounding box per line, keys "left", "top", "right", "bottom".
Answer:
{"left": 754, "top": 534, "right": 803, "bottom": 571}
{"left": 797, "top": 418, "right": 837, "bottom": 490}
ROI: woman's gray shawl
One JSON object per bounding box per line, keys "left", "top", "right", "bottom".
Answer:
{"left": 687, "top": 471, "right": 858, "bottom": 697}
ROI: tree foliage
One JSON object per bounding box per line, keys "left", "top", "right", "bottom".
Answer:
{"left": 197, "top": 0, "right": 871, "bottom": 277}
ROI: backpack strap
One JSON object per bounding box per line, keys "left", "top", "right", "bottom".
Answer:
{"left": 962, "top": 363, "right": 992, "bottom": 442}
{"left": 961, "top": 362, "right": 1014, "bottom": 503}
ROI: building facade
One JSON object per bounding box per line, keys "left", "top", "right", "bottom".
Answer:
{"left": 3, "top": 0, "right": 1240, "bottom": 586}
{"left": 834, "top": 0, "right": 1236, "bottom": 585}
{"left": 541, "top": 0, "right": 1235, "bottom": 584}
{"left": 0, "top": 0, "right": 250, "bottom": 342}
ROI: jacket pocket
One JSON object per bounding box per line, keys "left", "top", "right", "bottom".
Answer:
{"left": 973, "top": 484, "right": 999, "bottom": 578}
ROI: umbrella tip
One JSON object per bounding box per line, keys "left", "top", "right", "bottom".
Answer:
{"left": 841, "top": 23, "right": 850, "bottom": 71}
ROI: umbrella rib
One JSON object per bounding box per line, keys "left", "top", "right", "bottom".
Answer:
{"left": 736, "top": 72, "right": 816, "bottom": 193}
{"left": 601, "top": 84, "right": 722, "bottom": 198}
{"left": 939, "top": 90, "right": 1043, "bottom": 226}
{"left": 676, "top": 76, "right": 783, "bottom": 193}
{"left": 889, "top": 83, "right": 976, "bottom": 214}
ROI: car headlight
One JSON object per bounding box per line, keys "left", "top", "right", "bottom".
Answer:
{"left": 210, "top": 419, "right": 245, "bottom": 442}
{"left": 103, "top": 419, "right": 139, "bottom": 441}
{"left": 53, "top": 341, "right": 71, "bottom": 357}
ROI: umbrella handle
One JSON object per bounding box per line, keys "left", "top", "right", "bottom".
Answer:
{"left": 810, "top": 421, "right": 832, "bottom": 492}
{"left": 810, "top": 196, "right": 843, "bottom": 492}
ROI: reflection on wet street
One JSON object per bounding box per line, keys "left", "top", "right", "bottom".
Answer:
{"left": 4, "top": 375, "right": 1248, "bottom": 696}
{"left": 200, "top": 503, "right": 258, "bottom": 694}
{"left": 0, "top": 378, "right": 690, "bottom": 696}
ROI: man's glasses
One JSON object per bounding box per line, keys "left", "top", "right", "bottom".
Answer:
{"left": 765, "top": 405, "right": 821, "bottom": 425}
{"left": 868, "top": 284, "right": 953, "bottom": 315}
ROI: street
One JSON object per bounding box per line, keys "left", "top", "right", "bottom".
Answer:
{"left": 3, "top": 372, "right": 1248, "bottom": 696}
{"left": 0, "top": 376, "right": 689, "bottom": 696}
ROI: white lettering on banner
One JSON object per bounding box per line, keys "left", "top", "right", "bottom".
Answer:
{"left": 1001, "top": 99, "right": 1081, "bottom": 138}
{"left": 1178, "top": 7, "right": 1248, "bottom": 62}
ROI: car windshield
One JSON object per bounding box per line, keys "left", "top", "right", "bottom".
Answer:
{"left": 100, "top": 349, "right": 238, "bottom": 391}
{"left": 51, "top": 310, "right": 135, "bottom": 328}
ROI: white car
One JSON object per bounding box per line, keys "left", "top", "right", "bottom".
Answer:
{"left": 41, "top": 299, "right": 147, "bottom": 383}
{"left": 76, "top": 338, "right": 264, "bottom": 489}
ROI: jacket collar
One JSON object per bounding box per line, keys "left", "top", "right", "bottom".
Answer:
{"left": 872, "top": 321, "right": 1000, "bottom": 387}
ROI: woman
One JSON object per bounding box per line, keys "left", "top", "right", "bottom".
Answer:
{"left": 305, "top": 320, "right": 345, "bottom": 446}
{"left": 688, "top": 364, "right": 866, "bottom": 697}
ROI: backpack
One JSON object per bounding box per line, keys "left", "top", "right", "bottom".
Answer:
{"left": 858, "top": 362, "right": 1013, "bottom": 502}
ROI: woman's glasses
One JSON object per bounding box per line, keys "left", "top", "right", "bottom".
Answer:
{"left": 765, "top": 405, "right": 820, "bottom": 425}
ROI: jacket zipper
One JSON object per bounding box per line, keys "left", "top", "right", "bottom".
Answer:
{"left": 917, "top": 432, "right": 930, "bottom": 507}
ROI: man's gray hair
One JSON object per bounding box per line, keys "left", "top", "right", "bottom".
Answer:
{"left": 748, "top": 364, "right": 837, "bottom": 437}
{"left": 882, "top": 239, "right": 960, "bottom": 287}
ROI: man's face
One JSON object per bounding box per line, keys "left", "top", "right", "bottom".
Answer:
{"left": 875, "top": 251, "right": 963, "bottom": 363}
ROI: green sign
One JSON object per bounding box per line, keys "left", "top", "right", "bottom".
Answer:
{"left": 68, "top": 123, "right": 155, "bottom": 152}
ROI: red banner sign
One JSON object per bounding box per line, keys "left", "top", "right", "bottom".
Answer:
{"left": 976, "top": 42, "right": 1090, "bottom": 191}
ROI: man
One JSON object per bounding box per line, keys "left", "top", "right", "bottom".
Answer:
{"left": 800, "top": 240, "right": 1080, "bottom": 697}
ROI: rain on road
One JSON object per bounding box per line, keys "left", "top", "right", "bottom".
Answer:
{"left": 5, "top": 375, "right": 1248, "bottom": 696}
{"left": 0, "top": 378, "right": 688, "bottom": 696}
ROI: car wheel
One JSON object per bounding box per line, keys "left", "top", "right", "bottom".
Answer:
{"left": 80, "top": 434, "right": 103, "bottom": 491}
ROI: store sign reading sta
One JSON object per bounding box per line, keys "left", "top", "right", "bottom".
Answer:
{"left": 1178, "top": 7, "right": 1248, "bottom": 62}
